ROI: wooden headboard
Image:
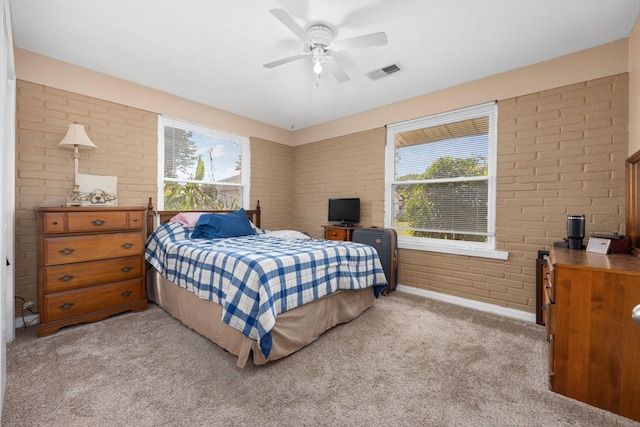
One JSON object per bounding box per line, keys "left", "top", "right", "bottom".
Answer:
{"left": 145, "top": 198, "right": 261, "bottom": 237}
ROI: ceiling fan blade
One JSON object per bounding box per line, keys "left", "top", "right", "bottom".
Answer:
{"left": 333, "top": 32, "right": 388, "bottom": 51}
{"left": 325, "top": 60, "right": 350, "bottom": 83}
{"left": 263, "top": 52, "right": 310, "bottom": 68}
{"left": 270, "top": 9, "right": 312, "bottom": 45}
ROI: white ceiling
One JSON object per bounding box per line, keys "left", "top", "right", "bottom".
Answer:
{"left": 10, "top": 0, "right": 640, "bottom": 131}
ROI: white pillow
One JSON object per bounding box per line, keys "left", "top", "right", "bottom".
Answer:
{"left": 262, "top": 230, "right": 311, "bottom": 240}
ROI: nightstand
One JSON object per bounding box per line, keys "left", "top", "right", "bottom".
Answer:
{"left": 322, "top": 225, "right": 360, "bottom": 241}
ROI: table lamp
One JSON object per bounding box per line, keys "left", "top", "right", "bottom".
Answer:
{"left": 58, "top": 123, "right": 98, "bottom": 206}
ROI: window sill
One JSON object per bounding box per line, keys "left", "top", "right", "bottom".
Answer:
{"left": 399, "top": 240, "right": 509, "bottom": 260}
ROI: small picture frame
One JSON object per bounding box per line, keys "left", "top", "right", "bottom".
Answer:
{"left": 586, "top": 237, "right": 611, "bottom": 254}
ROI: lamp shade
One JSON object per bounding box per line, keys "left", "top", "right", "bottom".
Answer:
{"left": 57, "top": 124, "right": 98, "bottom": 149}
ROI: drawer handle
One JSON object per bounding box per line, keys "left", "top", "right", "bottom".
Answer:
{"left": 120, "top": 290, "right": 133, "bottom": 297}
{"left": 92, "top": 219, "right": 106, "bottom": 226}
{"left": 58, "top": 302, "right": 74, "bottom": 311}
{"left": 121, "top": 242, "right": 134, "bottom": 250}
{"left": 58, "top": 274, "right": 74, "bottom": 282}
{"left": 52, "top": 221, "right": 58, "bottom": 225}
{"left": 632, "top": 304, "right": 640, "bottom": 327}
{"left": 58, "top": 248, "right": 75, "bottom": 256}
{"left": 120, "top": 266, "right": 133, "bottom": 273}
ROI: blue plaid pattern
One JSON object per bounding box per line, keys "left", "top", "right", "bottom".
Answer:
{"left": 145, "top": 223, "right": 388, "bottom": 358}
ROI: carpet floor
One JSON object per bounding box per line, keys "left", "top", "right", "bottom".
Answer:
{"left": 2, "top": 292, "right": 639, "bottom": 426}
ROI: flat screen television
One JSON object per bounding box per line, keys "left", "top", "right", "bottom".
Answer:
{"left": 328, "top": 198, "right": 360, "bottom": 226}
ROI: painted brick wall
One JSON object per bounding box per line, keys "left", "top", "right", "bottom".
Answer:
{"left": 14, "top": 81, "right": 293, "bottom": 313}
{"left": 291, "top": 74, "right": 628, "bottom": 313}
{"left": 402, "top": 74, "right": 628, "bottom": 312}
{"left": 13, "top": 73, "right": 629, "bottom": 317}
{"left": 291, "top": 128, "right": 386, "bottom": 237}
{"left": 249, "top": 137, "right": 293, "bottom": 231}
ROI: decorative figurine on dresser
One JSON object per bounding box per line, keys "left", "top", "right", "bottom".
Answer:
{"left": 35, "top": 205, "right": 148, "bottom": 336}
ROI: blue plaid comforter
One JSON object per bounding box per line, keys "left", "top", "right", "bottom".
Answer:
{"left": 145, "top": 223, "right": 388, "bottom": 358}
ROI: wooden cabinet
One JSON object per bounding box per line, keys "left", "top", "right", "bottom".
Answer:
{"left": 322, "top": 225, "right": 360, "bottom": 241}
{"left": 544, "top": 247, "right": 640, "bottom": 422}
{"left": 35, "top": 206, "right": 148, "bottom": 336}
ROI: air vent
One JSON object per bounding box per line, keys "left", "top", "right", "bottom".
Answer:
{"left": 365, "top": 63, "right": 403, "bottom": 80}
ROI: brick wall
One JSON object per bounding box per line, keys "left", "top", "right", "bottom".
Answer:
{"left": 292, "top": 74, "right": 628, "bottom": 314}
{"left": 15, "top": 80, "right": 158, "bottom": 312}
{"left": 13, "top": 73, "right": 629, "bottom": 317}
{"left": 291, "top": 128, "right": 386, "bottom": 237}
{"left": 14, "top": 81, "right": 293, "bottom": 313}
{"left": 407, "top": 74, "right": 628, "bottom": 312}
{"left": 497, "top": 74, "right": 628, "bottom": 244}
{"left": 249, "top": 137, "right": 293, "bottom": 231}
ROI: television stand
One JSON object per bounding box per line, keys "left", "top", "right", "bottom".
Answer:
{"left": 322, "top": 224, "right": 361, "bottom": 241}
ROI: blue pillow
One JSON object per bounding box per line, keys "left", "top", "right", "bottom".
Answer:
{"left": 191, "top": 208, "right": 256, "bottom": 239}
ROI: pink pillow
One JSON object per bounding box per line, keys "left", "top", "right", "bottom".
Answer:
{"left": 169, "top": 212, "right": 205, "bottom": 228}
{"left": 169, "top": 211, "right": 257, "bottom": 229}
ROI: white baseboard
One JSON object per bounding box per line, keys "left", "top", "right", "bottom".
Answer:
{"left": 14, "top": 313, "right": 38, "bottom": 329}
{"left": 396, "top": 284, "right": 537, "bottom": 323}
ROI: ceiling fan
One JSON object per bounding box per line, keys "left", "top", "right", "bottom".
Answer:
{"left": 263, "top": 8, "right": 388, "bottom": 83}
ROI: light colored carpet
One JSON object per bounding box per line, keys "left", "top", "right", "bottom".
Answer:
{"left": 2, "top": 292, "right": 639, "bottom": 427}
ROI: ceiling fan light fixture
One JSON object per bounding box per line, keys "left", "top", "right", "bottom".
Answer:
{"left": 313, "top": 59, "right": 322, "bottom": 74}
{"left": 265, "top": 9, "right": 388, "bottom": 84}
{"left": 311, "top": 46, "right": 325, "bottom": 74}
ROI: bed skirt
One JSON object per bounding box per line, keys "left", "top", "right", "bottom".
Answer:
{"left": 146, "top": 267, "right": 375, "bottom": 368}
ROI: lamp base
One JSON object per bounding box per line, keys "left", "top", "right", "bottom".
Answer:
{"left": 65, "top": 185, "right": 84, "bottom": 207}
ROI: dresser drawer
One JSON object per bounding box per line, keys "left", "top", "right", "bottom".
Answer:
{"left": 325, "top": 228, "right": 348, "bottom": 241}
{"left": 42, "top": 279, "right": 143, "bottom": 322}
{"left": 43, "top": 232, "right": 144, "bottom": 266}
{"left": 44, "top": 256, "right": 143, "bottom": 293}
{"left": 41, "top": 212, "right": 66, "bottom": 234}
{"left": 69, "top": 211, "right": 129, "bottom": 232}
{"left": 42, "top": 210, "right": 145, "bottom": 234}
{"left": 544, "top": 293, "right": 555, "bottom": 335}
{"left": 127, "top": 210, "right": 144, "bottom": 230}
{"left": 545, "top": 267, "right": 555, "bottom": 302}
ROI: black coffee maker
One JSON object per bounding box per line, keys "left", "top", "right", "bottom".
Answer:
{"left": 554, "top": 214, "right": 585, "bottom": 249}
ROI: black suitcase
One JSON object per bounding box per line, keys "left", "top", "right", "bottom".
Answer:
{"left": 352, "top": 227, "right": 398, "bottom": 295}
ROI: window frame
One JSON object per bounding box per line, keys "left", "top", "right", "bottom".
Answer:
{"left": 385, "top": 102, "right": 507, "bottom": 260}
{"left": 157, "top": 116, "right": 250, "bottom": 211}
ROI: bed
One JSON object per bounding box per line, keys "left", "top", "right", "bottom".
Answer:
{"left": 144, "top": 200, "right": 388, "bottom": 368}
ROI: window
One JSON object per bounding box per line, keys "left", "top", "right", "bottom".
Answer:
{"left": 385, "top": 102, "right": 505, "bottom": 259}
{"left": 158, "top": 116, "right": 250, "bottom": 210}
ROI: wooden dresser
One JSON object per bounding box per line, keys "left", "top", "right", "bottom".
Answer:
{"left": 322, "top": 225, "right": 360, "bottom": 241}
{"left": 544, "top": 246, "right": 640, "bottom": 422}
{"left": 35, "top": 206, "right": 148, "bottom": 336}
